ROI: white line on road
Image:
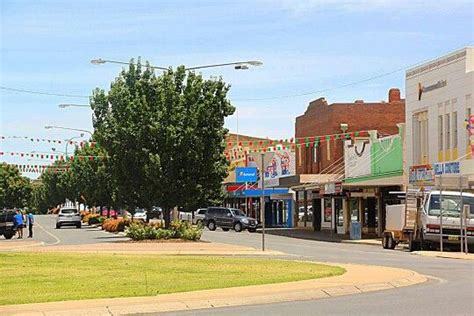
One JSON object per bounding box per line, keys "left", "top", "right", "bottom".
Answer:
{"left": 35, "top": 221, "right": 61, "bottom": 245}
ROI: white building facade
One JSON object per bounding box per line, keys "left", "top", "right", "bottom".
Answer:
{"left": 406, "top": 47, "right": 474, "bottom": 186}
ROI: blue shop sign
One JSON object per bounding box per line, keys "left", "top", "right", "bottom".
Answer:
{"left": 235, "top": 167, "right": 258, "bottom": 183}
{"left": 434, "top": 161, "right": 460, "bottom": 175}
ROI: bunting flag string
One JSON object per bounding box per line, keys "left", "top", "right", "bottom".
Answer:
{"left": 7, "top": 163, "right": 70, "bottom": 174}
{"left": 225, "top": 130, "right": 369, "bottom": 149}
{"left": 0, "top": 152, "right": 106, "bottom": 161}
{"left": 0, "top": 135, "right": 97, "bottom": 147}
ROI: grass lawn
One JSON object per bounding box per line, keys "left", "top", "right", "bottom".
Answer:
{"left": 0, "top": 252, "right": 344, "bottom": 305}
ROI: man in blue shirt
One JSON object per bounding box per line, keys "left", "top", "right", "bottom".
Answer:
{"left": 13, "top": 210, "right": 24, "bottom": 239}
{"left": 26, "top": 212, "right": 35, "bottom": 238}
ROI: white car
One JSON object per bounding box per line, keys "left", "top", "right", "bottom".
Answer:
{"left": 126, "top": 209, "right": 147, "bottom": 221}
{"left": 193, "top": 208, "right": 207, "bottom": 225}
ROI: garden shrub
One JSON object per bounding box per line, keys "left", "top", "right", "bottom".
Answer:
{"left": 88, "top": 215, "right": 106, "bottom": 225}
{"left": 102, "top": 218, "right": 131, "bottom": 232}
{"left": 125, "top": 220, "right": 202, "bottom": 241}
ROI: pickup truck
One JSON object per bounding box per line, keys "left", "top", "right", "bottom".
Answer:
{"left": 0, "top": 210, "right": 16, "bottom": 239}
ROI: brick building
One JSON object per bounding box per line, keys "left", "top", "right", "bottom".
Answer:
{"left": 295, "top": 88, "right": 405, "bottom": 175}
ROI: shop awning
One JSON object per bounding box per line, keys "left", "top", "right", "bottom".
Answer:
{"left": 343, "top": 175, "right": 405, "bottom": 187}
{"left": 289, "top": 174, "right": 342, "bottom": 191}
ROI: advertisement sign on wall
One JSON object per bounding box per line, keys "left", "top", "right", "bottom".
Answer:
{"left": 247, "top": 150, "right": 295, "bottom": 181}
{"left": 409, "top": 164, "right": 435, "bottom": 185}
{"left": 235, "top": 167, "right": 258, "bottom": 183}
{"left": 344, "top": 140, "right": 372, "bottom": 178}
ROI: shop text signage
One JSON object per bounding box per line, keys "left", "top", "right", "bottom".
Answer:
{"left": 235, "top": 167, "right": 257, "bottom": 183}
{"left": 409, "top": 164, "right": 434, "bottom": 185}
{"left": 433, "top": 161, "right": 460, "bottom": 175}
{"left": 417, "top": 80, "right": 447, "bottom": 101}
{"left": 322, "top": 182, "right": 342, "bottom": 195}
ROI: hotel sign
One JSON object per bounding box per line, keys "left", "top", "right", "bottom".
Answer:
{"left": 409, "top": 164, "right": 435, "bottom": 185}
{"left": 418, "top": 80, "right": 447, "bottom": 101}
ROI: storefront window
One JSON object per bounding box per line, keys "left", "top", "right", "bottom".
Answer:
{"left": 335, "top": 198, "right": 343, "bottom": 227}
{"left": 350, "top": 198, "right": 359, "bottom": 222}
{"left": 324, "top": 197, "right": 332, "bottom": 223}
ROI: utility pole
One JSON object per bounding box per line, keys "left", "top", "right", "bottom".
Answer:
{"left": 439, "top": 174, "right": 443, "bottom": 253}
{"left": 459, "top": 175, "right": 464, "bottom": 253}
{"left": 261, "top": 152, "right": 265, "bottom": 252}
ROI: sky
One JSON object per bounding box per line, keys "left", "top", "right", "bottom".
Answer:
{"left": 1, "top": 0, "right": 473, "bottom": 178}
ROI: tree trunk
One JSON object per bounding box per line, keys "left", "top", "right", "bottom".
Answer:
{"left": 164, "top": 208, "right": 171, "bottom": 229}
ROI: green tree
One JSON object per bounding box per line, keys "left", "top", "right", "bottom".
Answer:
{"left": 37, "top": 160, "right": 74, "bottom": 209}
{"left": 0, "top": 163, "right": 32, "bottom": 208}
{"left": 69, "top": 144, "right": 113, "bottom": 209}
{"left": 91, "top": 60, "right": 234, "bottom": 226}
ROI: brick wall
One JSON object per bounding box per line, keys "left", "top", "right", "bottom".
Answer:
{"left": 295, "top": 89, "right": 405, "bottom": 175}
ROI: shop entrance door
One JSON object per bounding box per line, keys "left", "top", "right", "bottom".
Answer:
{"left": 313, "top": 198, "right": 321, "bottom": 231}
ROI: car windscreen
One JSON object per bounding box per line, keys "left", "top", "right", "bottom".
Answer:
{"left": 61, "top": 209, "right": 77, "bottom": 214}
{"left": 427, "top": 195, "right": 474, "bottom": 217}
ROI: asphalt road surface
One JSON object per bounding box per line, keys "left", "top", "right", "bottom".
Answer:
{"left": 160, "top": 230, "right": 474, "bottom": 316}
{"left": 32, "top": 214, "right": 129, "bottom": 245}
{"left": 11, "top": 216, "right": 474, "bottom": 315}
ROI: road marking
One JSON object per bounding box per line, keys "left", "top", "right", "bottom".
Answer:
{"left": 35, "top": 221, "right": 61, "bottom": 245}
{"left": 424, "top": 274, "right": 448, "bottom": 284}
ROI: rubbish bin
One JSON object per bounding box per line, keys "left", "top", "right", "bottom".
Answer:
{"left": 350, "top": 221, "right": 361, "bottom": 240}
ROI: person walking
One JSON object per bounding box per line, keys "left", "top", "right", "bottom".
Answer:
{"left": 13, "top": 210, "right": 24, "bottom": 239}
{"left": 26, "top": 212, "right": 35, "bottom": 238}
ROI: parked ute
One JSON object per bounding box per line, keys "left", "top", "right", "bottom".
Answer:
{"left": 383, "top": 190, "right": 474, "bottom": 251}
{"left": 0, "top": 210, "right": 16, "bottom": 239}
{"left": 56, "top": 208, "right": 81, "bottom": 229}
{"left": 204, "top": 207, "right": 258, "bottom": 232}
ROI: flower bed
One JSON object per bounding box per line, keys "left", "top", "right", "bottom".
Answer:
{"left": 102, "top": 218, "right": 131, "bottom": 232}
{"left": 125, "top": 220, "right": 202, "bottom": 241}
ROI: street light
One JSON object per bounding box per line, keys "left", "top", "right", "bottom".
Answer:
{"left": 91, "top": 58, "right": 263, "bottom": 71}
{"left": 44, "top": 125, "right": 93, "bottom": 137}
{"left": 58, "top": 104, "right": 89, "bottom": 108}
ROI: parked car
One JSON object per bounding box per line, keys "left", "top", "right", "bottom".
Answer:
{"left": 130, "top": 208, "right": 147, "bottom": 222}
{"left": 148, "top": 207, "right": 162, "bottom": 220}
{"left": 0, "top": 209, "right": 16, "bottom": 239}
{"left": 56, "top": 208, "right": 81, "bottom": 229}
{"left": 193, "top": 208, "right": 207, "bottom": 225}
{"left": 204, "top": 207, "right": 258, "bottom": 232}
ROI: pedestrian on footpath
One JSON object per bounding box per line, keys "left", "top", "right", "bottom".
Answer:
{"left": 13, "top": 210, "right": 24, "bottom": 239}
{"left": 26, "top": 212, "right": 35, "bottom": 238}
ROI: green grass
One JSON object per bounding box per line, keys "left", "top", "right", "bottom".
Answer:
{"left": 0, "top": 252, "right": 344, "bottom": 305}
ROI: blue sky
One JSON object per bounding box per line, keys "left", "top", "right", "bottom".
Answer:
{"left": 1, "top": 0, "right": 473, "bottom": 177}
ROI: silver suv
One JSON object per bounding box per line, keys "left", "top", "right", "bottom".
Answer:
{"left": 56, "top": 208, "right": 81, "bottom": 229}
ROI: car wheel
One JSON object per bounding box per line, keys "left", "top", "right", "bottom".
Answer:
{"left": 222, "top": 228, "right": 230, "bottom": 231}
{"left": 382, "top": 234, "right": 389, "bottom": 249}
{"left": 387, "top": 234, "right": 396, "bottom": 250}
{"left": 248, "top": 228, "right": 257, "bottom": 233}
{"left": 76, "top": 223, "right": 81, "bottom": 229}
{"left": 196, "top": 220, "right": 203, "bottom": 226}
{"left": 234, "top": 222, "right": 242, "bottom": 232}
{"left": 56, "top": 224, "right": 61, "bottom": 229}
{"left": 207, "top": 221, "right": 216, "bottom": 231}
{"left": 3, "top": 230, "right": 14, "bottom": 239}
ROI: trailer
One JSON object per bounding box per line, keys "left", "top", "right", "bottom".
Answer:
{"left": 382, "top": 190, "right": 421, "bottom": 251}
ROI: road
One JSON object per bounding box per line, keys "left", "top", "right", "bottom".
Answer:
{"left": 13, "top": 216, "right": 474, "bottom": 315}
{"left": 32, "top": 214, "right": 128, "bottom": 245}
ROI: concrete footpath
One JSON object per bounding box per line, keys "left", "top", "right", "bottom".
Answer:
{"left": 413, "top": 250, "right": 474, "bottom": 261}
{"left": 0, "top": 262, "right": 427, "bottom": 316}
